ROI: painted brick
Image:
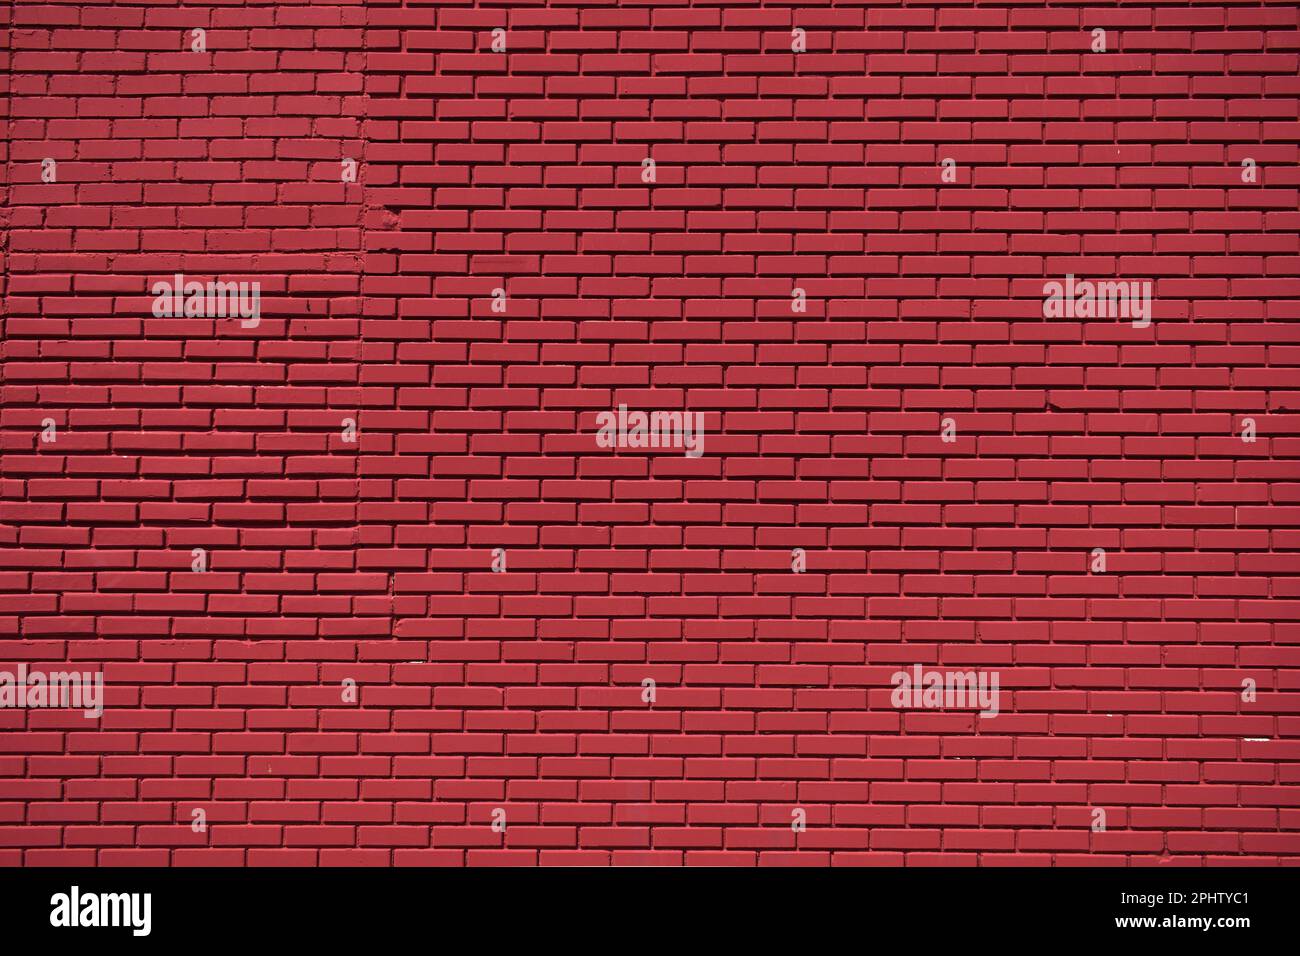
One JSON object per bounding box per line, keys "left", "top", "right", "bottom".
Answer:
{"left": 0, "top": 0, "right": 1298, "bottom": 866}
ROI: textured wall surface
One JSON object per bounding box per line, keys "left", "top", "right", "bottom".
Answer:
{"left": 2, "top": 0, "right": 1299, "bottom": 866}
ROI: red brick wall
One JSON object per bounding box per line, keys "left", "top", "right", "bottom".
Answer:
{"left": 2, "top": 0, "right": 1298, "bottom": 866}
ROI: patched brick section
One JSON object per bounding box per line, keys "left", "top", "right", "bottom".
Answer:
{"left": 1, "top": 1, "right": 1298, "bottom": 866}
